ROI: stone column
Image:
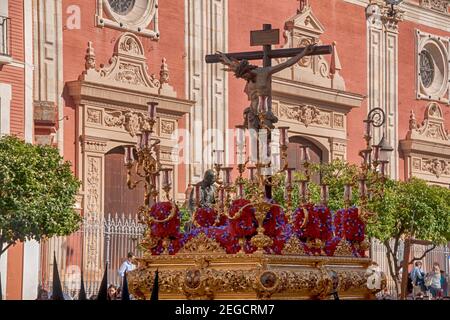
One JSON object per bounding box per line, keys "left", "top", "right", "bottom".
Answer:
{"left": 80, "top": 135, "right": 108, "bottom": 273}
{"left": 33, "top": 0, "right": 64, "bottom": 150}
{"left": 366, "top": 1, "right": 402, "bottom": 179}
{"left": 366, "top": 2, "right": 384, "bottom": 148}
{"left": 382, "top": 15, "right": 401, "bottom": 179}
{"left": 185, "top": 0, "right": 228, "bottom": 183}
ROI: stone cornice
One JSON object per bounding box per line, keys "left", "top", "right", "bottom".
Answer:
{"left": 272, "top": 76, "right": 364, "bottom": 113}
{"left": 400, "top": 139, "right": 450, "bottom": 158}
{"left": 67, "top": 80, "right": 193, "bottom": 118}
{"left": 345, "top": 0, "right": 450, "bottom": 31}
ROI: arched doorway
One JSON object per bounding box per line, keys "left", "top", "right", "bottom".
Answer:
{"left": 288, "top": 136, "right": 324, "bottom": 183}
{"left": 104, "top": 146, "right": 144, "bottom": 217}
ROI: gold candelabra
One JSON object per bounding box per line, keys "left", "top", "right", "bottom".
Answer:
{"left": 199, "top": 106, "right": 299, "bottom": 253}
{"left": 123, "top": 101, "right": 176, "bottom": 241}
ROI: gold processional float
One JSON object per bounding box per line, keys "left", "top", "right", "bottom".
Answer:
{"left": 124, "top": 97, "right": 391, "bottom": 300}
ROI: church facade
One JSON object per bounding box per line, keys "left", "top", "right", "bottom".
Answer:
{"left": 0, "top": 0, "right": 449, "bottom": 299}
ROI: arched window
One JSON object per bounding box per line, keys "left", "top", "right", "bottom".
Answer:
{"left": 104, "top": 146, "right": 144, "bottom": 217}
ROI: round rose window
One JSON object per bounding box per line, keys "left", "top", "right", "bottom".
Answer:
{"left": 108, "top": 0, "right": 136, "bottom": 15}
{"left": 420, "top": 50, "right": 435, "bottom": 89}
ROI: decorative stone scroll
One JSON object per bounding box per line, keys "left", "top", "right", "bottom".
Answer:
{"left": 420, "top": 0, "right": 450, "bottom": 14}
{"left": 276, "top": 103, "right": 341, "bottom": 129}
{"left": 421, "top": 158, "right": 450, "bottom": 178}
{"left": 79, "top": 33, "right": 176, "bottom": 97}
{"left": 103, "top": 109, "right": 154, "bottom": 137}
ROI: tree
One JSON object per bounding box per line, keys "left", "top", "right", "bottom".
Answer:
{"left": 0, "top": 135, "right": 82, "bottom": 258}
{"left": 366, "top": 178, "right": 450, "bottom": 296}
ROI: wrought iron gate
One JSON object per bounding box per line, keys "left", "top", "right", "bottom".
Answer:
{"left": 39, "top": 213, "right": 145, "bottom": 299}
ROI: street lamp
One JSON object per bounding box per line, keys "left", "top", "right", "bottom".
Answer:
{"left": 358, "top": 107, "right": 392, "bottom": 216}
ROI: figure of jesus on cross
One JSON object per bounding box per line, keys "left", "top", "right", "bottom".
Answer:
{"left": 206, "top": 24, "right": 331, "bottom": 130}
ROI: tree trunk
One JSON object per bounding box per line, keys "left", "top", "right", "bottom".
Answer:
{"left": 384, "top": 239, "right": 402, "bottom": 298}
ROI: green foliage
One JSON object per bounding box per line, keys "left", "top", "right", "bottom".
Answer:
{"left": 0, "top": 135, "right": 81, "bottom": 255}
{"left": 178, "top": 205, "right": 192, "bottom": 233}
{"left": 271, "top": 159, "right": 361, "bottom": 211}
{"left": 366, "top": 177, "right": 450, "bottom": 245}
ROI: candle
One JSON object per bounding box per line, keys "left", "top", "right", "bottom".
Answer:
{"left": 151, "top": 174, "right": 157, "bottom": 187}
{"left": 279, "top": 126, "right": 289, "bottom": 146}
{"left": 162, "top": 169, "right": 172, "bottom": 187}
{"left": 195, "top": 183, "right": 201, "bottom": 205}
{"left": 301, "top": 146, "right": 310, "bottom": 162}
{"left": 258, "top": 129, "right": 269, "bottom": 164}
{"left": 220, "top": 189, "right": 225, "bottom": 205}
{"left": 222, "top": 167, "right": 232, "bottom": 185}
{"left": 344, "top": 184, "right": 352, "bottom": 202}
{"left": 238, "top": 184, "right": 244, "bottom": 198}
{"left": 236, "top": 125, "right": 245, "bottom": 146}
{"left": 136, "top": 133, "right": 143, "bottom": 149}
{"left": 237, "top": 151, "right": 246, "bottom": 165}
{"left": 359, "top": 179, "right": 367, "bottom": 198}
{"left": 300, "top": 181, "right": 308, "bottom": 200}
{"left": 249, "top": 129, "right": 258, "bottom": 164}
{"left": 271, "top": 152, "right": 280, "bottom": 172}
{"left": 143, "top": 131, "right": 149, "bottom": 148}
{"left": 148, "top": 102, "right": 157, "bottom": 119}
{"left": 124, "top": 146, "right": 130, "bottom": 164}
{"left": 321, "top": 184, "right": 329, "bottom": 204}
{"left": 213, "top": 150, "right": 224, "bottom": 166}
{"left": 287, "top": 168, "right": 295, "bottom": 185}
{"left": 249, "top": 166, "right": 256, "bottom": 181}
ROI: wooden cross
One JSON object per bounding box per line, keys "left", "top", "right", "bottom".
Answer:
{"left": 205, "top": 24, "right": 332, "bottom": 200}
{"left": 205, "top": 24, "right": 332, "bottom": 68}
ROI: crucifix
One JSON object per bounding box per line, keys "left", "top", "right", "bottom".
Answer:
{"left": 205, "top": 24, "right": 332, "bottom": 198}
{"left": 205, "top": 24, "right": 332, "bottom": 130}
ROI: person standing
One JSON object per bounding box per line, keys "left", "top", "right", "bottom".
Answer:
{"left": 426, "top": 263, "right": 442, "bottom": 299}
{"left": 410, "top": 261, "right": 426, "bottom": 297}
{"left": 118, "top": 252, "right": 136, "bottom": 278}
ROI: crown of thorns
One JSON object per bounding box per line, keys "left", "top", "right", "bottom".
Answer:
{"left": 233, "top": 60, "right": 257, "bottom": 78}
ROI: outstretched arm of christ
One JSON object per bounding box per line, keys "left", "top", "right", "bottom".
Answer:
{"left": 216, "top": 51, "right": 239, "bottom": 72}
{"left": 268, "top": 44, "right": 316, "bottom": 75}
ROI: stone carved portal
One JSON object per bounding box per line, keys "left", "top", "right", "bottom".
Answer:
{"left": 68, "top": 33, "right": 193, "bottom": 272}
{"left": 271, "top": 4, "right": 363, "bottom": 162}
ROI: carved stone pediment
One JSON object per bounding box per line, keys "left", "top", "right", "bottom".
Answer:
{"left": 274, "top": 4, "right": 345, "bottom": 91}
{"left": 400, "top": 102, "right": 450, "bottom": 186}
{"left": 407, "top": 102, "right": 450, "bottom": 143}
{"left": 79, "top": 33, "right": 175, "bottom": 97}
